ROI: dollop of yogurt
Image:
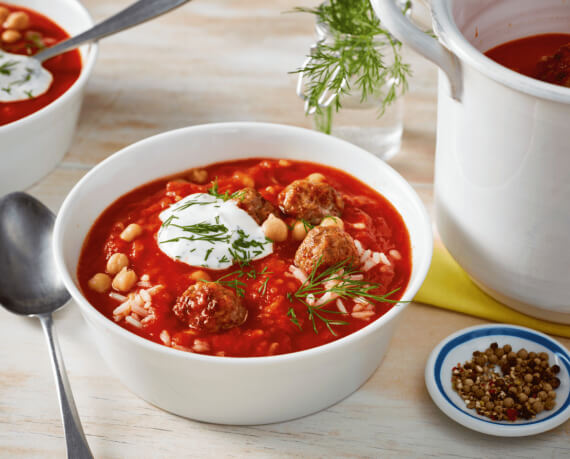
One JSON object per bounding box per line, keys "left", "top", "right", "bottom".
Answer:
{"left": 157, "top": 193, "right": 273, "bottom": 270}
{"left": 0, "top": 52, "right": 53, "bottom": 102}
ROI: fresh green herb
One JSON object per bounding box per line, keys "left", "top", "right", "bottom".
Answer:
{"left": 289, "top": 256, "right": 401, "bottom": 335}
{"left": 10, "top": 67, "right": 33, "bottom": 86}
{"left": 291, "top": 0, "right": 411, "bottom": 131}
{"left": 160, "top": 218, "right": 231, "bottom": 245}
{"left": 208, "top": 177, "right": 245, "bottom": 202}
{"left": 25, "top": 34, "right": 45, "bottom": 53}
{"left": 258, "top": 276, "right": 271, "bottom": 296}
{"left": 204, "top": 247, "right": 214, "bottom": 261}
{"left": 206, "top": 269, "right": 247, "bottom": 297}
{"left": 219, "top": 254, "right": 230, "bottom": 264}
{"left": 301, "top": 219, "right": 314, "bottom": 232}
{"left": 172, "top": 199, "right": 212, "bottom": 212}
{"left": 161, "top": 214, "right": 178, "bottom": 228}
{"left": 0, "top": 60, "right": 18, "bottom": 76}
{"left": 1, "top": 87, "right": 11, "bottom": 94}
{"left": 24, "top": 89, "right": 34, "bottom": 99}
{"left": 229, "top": 229, "right": 271, "bottom": 265}
{"left": 287, "top": 307, "right": 302, "bottom": 331}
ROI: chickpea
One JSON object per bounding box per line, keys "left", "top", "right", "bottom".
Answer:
{"left": 120, "top": 223, "right": 143, "bottom": 242}
{"left": 0, "top": 7, "right": 9, "bottom": 23}
{"left": 233, "top": 171, "right": 255, "bottom": 188}
{"left": 262, "top": 214, "right": 288, "bottom": 242}
{"left": 106, "top": 253, "right": 129, "bottom": 275}
{"left": 188, "top": 168, "right": 208, "bottom": 184}
{"left": 307, "top": 172, "right": 325, "bottom": 183}
{"left": 88, "top": 273, "right": 111, "bottom": 293}
{"left": 190, "top": 270, "right": 211, "bottom": 282}
{"left": 320, "top": 216, "right": 344, "bottom": 230}
{"left": 4, "top": 11, "right": 30, "bottom": 30}
{"left": 278, "top": 159, "right": 291, "bottom": 167}
{"left": 1, "top": 29, "right": 21, "bottom": 43}
{"left": 112, "top": 268, "right": 138, "bottom": 292}
{"left": 292, "top": 220, "right": 310, "bottom": 241}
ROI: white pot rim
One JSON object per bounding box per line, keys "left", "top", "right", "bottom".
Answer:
{"left": 53, "top": 121, "right": 433, "bottom": 367}
{"left": 0, "top": 0, "right": 99, "bottom": 134}
{"left": 432, "top": 0, "right": 570, "bottom": 104}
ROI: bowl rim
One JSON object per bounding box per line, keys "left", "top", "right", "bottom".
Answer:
{"left": 0, "top": 0, "right": 99, "bottom": 133}
{"left": 53, "top": 122, "right": 433, "bottom": 365}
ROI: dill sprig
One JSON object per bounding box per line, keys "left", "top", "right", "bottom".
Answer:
{"left": 0, "top": 59, "right": 18, "bottom": 76}
{"left": 288, "top": 257, "right": 401, "bottom": 335}
{"left": 208, "top": 266, "right": 272, "bottom": 298}
{"left": 291, "top": 0, "right": 411, "bottom": 125}
{"left": 208, "top": 178, "right": 244, "bottom": 201}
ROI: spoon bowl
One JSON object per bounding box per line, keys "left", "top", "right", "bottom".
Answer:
{"left": 0, "top": 192, "right": 69, "bottom": 315}
{"left": 0, "top": 192, "right": 93, "bottom": 458}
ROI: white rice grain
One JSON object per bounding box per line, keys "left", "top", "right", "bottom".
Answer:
{"left": 316, "top": 291, "right": 339, "bottom": 306}
{"left": 192, "top": 339, "right": 210, "bottom": 353}
{"left": 131, "top": 303, "right": 149, "bottom": 317}
{"left": 160, "top": 330, "right": 171, "bottom": 345}
{"left": 354, "top": 240, "right": 364, "bottom": 254}
{"left": 113, "top": 301, "right": 131, "bottom": 316}
{"left": 352, "top": 311, "right": 375, "bottom": 320}
{"left": 139, "top": 289, "right": 151, "bottom": 303}
{"left": 379, "top": 252, "right": 391, "bottom": 266}
{"left": 136, "top": 281, "right": 153, "bottom": 288}
{"left": 289, "top": 265, "right": 307, "bottom": 284}
{"left": 109, "top": 292, "right": 127, "bottom": 302}
{"left": 140, "top": 274, "right": 150, "bottom": 281}
{"left": 336, "top": 299, "right": 348, "bottom": 314}
{"left": 125, "top": 316, "right": 143, "bottom": 328}
{"left": 389, "top": 249, "right": 402, "bottom": 260}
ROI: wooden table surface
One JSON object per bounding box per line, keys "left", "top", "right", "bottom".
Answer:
{"left": 1, "top": 1, "right": 569, "bottom": 457}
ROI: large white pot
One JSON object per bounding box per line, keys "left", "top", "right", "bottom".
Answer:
{"left": 371, "top": 0, "right": 570, "bottom": 323}
{"left": 0, "top": 0, "right": 97, "bottom": 195}
{"left": 53, "top": 122, "right": 432, "bottom": 424}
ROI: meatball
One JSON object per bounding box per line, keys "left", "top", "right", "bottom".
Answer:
{"left": 173, "top": 282, "right": 247, "bottom": 333}
{"left": 232, "top": 187, "right": 277, "bottom": 224}
{"left": 535, "top": 44, "right": 570, "bottom": 87}
{"left": 294, "top": 226, "right": 360, "bottom": 274}
{"left": 278, "top": 179, "right": 344, "bottom": 225}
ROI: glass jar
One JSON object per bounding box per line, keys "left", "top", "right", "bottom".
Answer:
{"left": 296, "top": 5, "right": 407, "bottom": 161}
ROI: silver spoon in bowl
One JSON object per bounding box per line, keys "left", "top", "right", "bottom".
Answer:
{"left": 0, "top": 192, "right": 92, "bottom": 459}
{"left": 0, "top": 0, "right": 192, "bottom": 102}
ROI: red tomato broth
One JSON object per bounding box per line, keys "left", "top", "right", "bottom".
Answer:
{"left": 77, "top": 158, "right": 412, "bottom": 357}
{"left": 485, "top": 33, "right": 570, "bottom": 87}
{"left": 0, "top": 2, "right": 82, "bottom": 126}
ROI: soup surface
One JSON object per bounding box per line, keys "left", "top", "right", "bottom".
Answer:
{"left": 485, "top": 33, "right": 570, "bottom": 88}
{"left": 78, "top": 158, "right": 412, "bottom": 357}
{"left": 0, "top": 2, "right": 82, "bottom": 126}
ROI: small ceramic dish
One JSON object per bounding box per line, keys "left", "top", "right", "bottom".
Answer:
{"left": 425, "top": 324, "right": 570, "bottom": 437}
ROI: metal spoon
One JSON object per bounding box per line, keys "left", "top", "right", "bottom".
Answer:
{"left": 0, "top": 192, "right": 93, "bottom": 459}
{"left": 35, "top": 0, "right": 192, "bottom": 63}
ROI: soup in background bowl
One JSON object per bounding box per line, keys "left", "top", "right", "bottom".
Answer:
{"left": 53, "top": 122, "right": 433, "bottom": 424}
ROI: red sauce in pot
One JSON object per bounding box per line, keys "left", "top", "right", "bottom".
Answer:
{"left": 0, "top": 3, "right": 82, "bottom": 126}
{"left": 77, "top": 159, "right": 412, "bottom": 357}
{"left": 485, "top": 33, "right": 570, "bottom": 87}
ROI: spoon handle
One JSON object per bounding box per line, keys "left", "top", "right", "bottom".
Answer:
{"left": 39, "top": 314, "right": 94, "bottom": 459}
{"left": 35, "top": 0, "right": 191, "bottom": 63}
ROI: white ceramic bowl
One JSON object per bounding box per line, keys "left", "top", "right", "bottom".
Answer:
{"left": 53, "top": 122, "right": 433, "bottom": 425}
{"left": 0, "top": 0, "right": 97, "bottom": 196}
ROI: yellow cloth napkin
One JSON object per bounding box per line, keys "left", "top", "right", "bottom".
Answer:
{"left": 413, "top": 241, "right": 570, "bottom": 339}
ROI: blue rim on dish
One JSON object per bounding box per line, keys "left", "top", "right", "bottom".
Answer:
{"left": 425, "top": 324, "right": 570, "bottom": 437}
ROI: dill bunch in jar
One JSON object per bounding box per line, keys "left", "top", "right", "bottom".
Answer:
{"left": 293, "top": 0, "right": 412, "bottom": 160}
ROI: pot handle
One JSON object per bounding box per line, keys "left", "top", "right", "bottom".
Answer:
{"left": 370, "top": 0, "right": 463, "bottom": 101}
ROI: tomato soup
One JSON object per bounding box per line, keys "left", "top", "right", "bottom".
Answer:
{"left": 485, "top": 33, "right": 570, "bottom": 87}
{"left": 0, "top": 3, "right": 82, "bottom": 126}
{"left": 78, "top": 159, "right": 412, "bottom": 357}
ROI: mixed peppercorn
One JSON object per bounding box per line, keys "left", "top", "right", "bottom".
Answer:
{"left": 451, "top": 343, "right": 561, "bottom": 422}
